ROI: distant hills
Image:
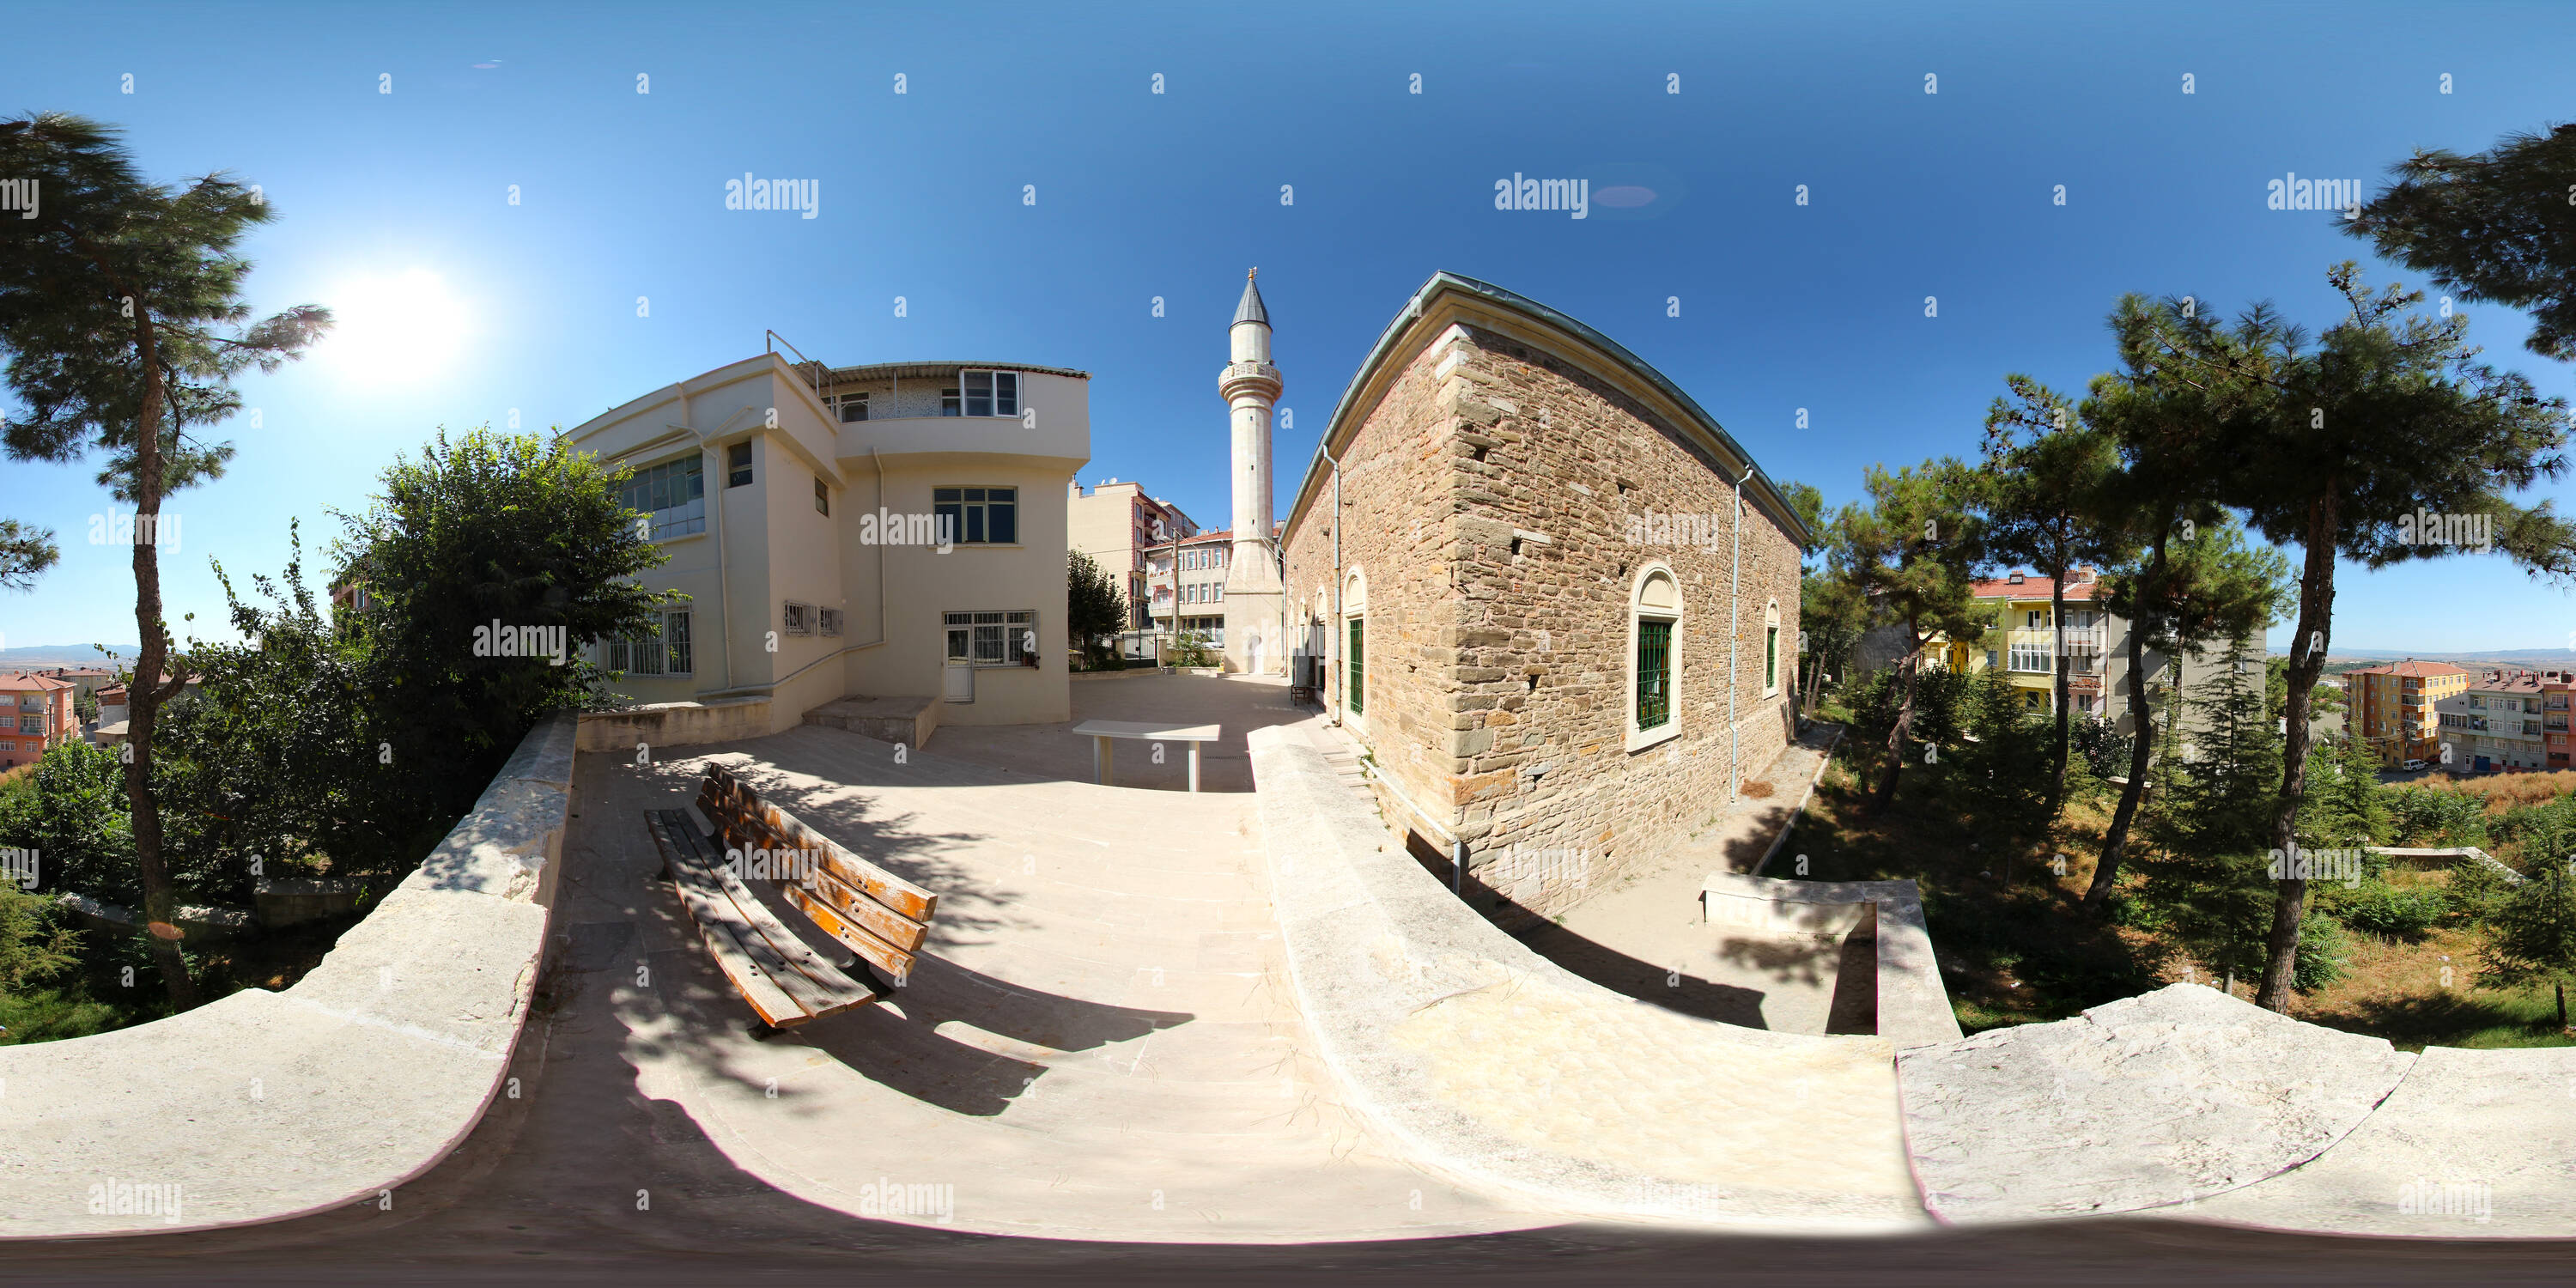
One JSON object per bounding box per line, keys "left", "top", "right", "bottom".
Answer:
{"left": 0, "top": 644, "right": 142, "bottom": 670}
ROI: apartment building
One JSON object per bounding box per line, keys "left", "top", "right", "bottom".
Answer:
{"left": 2436, "top": 668, "right": 2553, "bottom": 772}
{"left": 0, "top": 672, "right": 76, "bottom": 769}
{"left": 1151, "top": 530, "right": 1236, "bottom": 647}
{"left": 2547, "top": 673, "right": 2573, "bottom": 769}
{"left": 561, "top": 349, "right": 1090, "bottom": 732}
{"left": 1943, "top": 568, "right": 2126, "bottom": 716}
{"left": 2344, "top": 659, "right": 2470, "bottom": 766}
{"left": 1067, "top": 479, "right": 1197, "bottom": 631}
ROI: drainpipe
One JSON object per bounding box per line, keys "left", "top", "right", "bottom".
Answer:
{"left": 1729, "top": 462, "right": 1752, "bottom": 799}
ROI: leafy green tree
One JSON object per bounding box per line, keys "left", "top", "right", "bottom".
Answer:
{"left": 1832, "top": 460, "right": 1990, "bottom": 811}
{"left": 2347, "top": 123, "right": 2576, "bottom": 362}
{"left": 1978, "top": 375, "right": 2127, "bottom": 812}
{"left": 1067, "top": 549, "right": 1127, "bottom": 665}
{"left": 2479, "top": 852, "right": 2576, "bottom": 1029}
{"left": 0, "top": 113, "right": 331, "bottom": 1008}
{"left": 2147, "top": 264, "right": 2576, "bottom": 1011}
{"left": 0, "top": 517, "right": 58, "bottom": 590}
{"left": 0, "top": 741, "right": 137, "bottom": 904}
{"left": 332, "top": 429, "right": 670, "bottom": 818}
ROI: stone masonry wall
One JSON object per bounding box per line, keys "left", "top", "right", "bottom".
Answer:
{"left": 1285, "top": 319, "right": 1802, "bottom": 920}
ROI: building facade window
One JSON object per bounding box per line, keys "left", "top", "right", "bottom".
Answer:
{"left": 945, "top": 369, "right": 1020, "bottom": 417}
{"left": 1343, "top": 567, "right": 1367, "bottom": 720}
{"left": 618, "top": 454, "right": 706, "bottom": 540}
{"left": 607, "top": 611, "right": 692, "bottom": 677}
{"left": 933, "top": 487, "right": 1018, "bottom": 544}
{"left": 726, "top": 441, "right": 753, "bottom": 488}
{"left": 820, "top": 607, "right": 843, "bottom": 637}
{"left": 945, "top": 610, "right": 1037, "bottom": 666}
{"left": 815, "top": 477, "right": 830, "bottom": 516}
{"left": 1763, "top": 600, "right": 1781, "bottom": 697}
{"left": 834, "top": 392, "right": 869, "bottom": 422}
{"left": 1626, "top": 564, "right": 1681, "bottom": 751}
{"left": 783, "top": 601, "right": 814, "bottom": 635}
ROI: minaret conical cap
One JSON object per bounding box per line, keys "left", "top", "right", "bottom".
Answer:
{"left": 1232, "top": 268, "right": 1269, "bottom": 327}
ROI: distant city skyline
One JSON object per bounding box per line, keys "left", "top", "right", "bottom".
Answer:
{"left": 3, "top": 3, "right": 2573, "bottom": 651}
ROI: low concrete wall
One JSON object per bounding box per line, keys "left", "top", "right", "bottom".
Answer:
{"left": 1701, "top": 872, "right": 1963, "bottom": 1049}
{"left": 0, "top": 713, "right": 573, "bottom": 1239}
{"left": 1246, "top": 725, "right": 1929, "bottom": 1230}
{"left": 575, "top": 696, "right": 771, "bottom": 754}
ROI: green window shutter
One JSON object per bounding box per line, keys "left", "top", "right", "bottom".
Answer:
{"left": 1765, "top": 626, "right": 1777, "bottom": 690}
{"left": 1347, "top": 617, "right": 1365, "bottom": 715}
{"left": 1637, "top": 619, "right": 1672, "bottom": 730}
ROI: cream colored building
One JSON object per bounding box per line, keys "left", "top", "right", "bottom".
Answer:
{"left": 562, "top": 350, "right": 1090, "bottom": 735}
{"left": 1067, "top": 479, "right": 1198, "bottom": 631}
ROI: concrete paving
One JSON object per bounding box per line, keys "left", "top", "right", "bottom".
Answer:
{"left": 928, "top": 671, "right": 1314, "bottom": 793}
{"left": 565, "top": 721, "right": 1551, "bottom": 1242}
{"left": 1515, "top": 726, "right": 1851, "bottom": 1034}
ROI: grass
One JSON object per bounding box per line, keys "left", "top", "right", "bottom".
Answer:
{"left": 1786, "top": 732, "right": 2576, "bottom": 1048}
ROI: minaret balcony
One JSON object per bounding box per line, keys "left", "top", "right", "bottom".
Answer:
{"left": 1218, "top": 360, "right": 1282, "bottom": 400}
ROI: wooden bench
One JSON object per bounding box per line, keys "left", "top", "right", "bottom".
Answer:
{"left": 643, "top": 762, "right": 940, "bottom": 1038}
{"left": 1069, "top": 720, "right": 1221, "bottom": 792}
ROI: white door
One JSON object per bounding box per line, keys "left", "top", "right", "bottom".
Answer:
{"left": 945, "top": 623, "right": 975, "bottom": 702}
{"left": 1247, "top": 632, "right": 1265, "bottom": 674}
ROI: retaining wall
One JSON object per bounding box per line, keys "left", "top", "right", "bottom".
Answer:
{"left": 0, "top": 713, "right": 573, "bottom": 1238}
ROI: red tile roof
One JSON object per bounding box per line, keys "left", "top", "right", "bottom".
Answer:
{"left": 1971, "top": 570, "right": 2103, "bottom": 601}
{"left": 0, "top": 672, "right": 74, "bottom": 692}
{"left": 2345, "top": 660, "right": 2470, "bottom": 678}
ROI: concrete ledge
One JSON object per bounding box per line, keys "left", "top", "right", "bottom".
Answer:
{"left": 1895, "top": 984, "right": 2415, "bottom": 1224}
{"left": 575, "top": 696, "right": 771, "bottom": 754}
{"left": 1701, "top": 872, "right": 1963, "bottom": 1049}
{"left": 0, "top": 713, "right": 572, "bottom": 1239}
{"left": 2189, "top": 1044, "right": 2576, "bottom": 1236}
{"left": 1247, "top": 725, "right": 1928, "bottom": 1230}
{"left": 802, "top": 694, "right": 937, "bottom": 749}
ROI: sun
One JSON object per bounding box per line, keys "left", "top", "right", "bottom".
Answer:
{"left": 325, "top": 270, "right": 467, "bottom": 381}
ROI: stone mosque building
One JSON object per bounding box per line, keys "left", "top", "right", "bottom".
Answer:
{"left": 1276, "top": 271, "right": 1809, "bottom": 916}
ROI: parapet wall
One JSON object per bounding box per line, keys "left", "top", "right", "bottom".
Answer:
{"left": 575, "top": 696, "right": 773, "bottom": 753}
{"left": 0, "top": 714, "right": 574, "bottom": 1239}
{"left": 1699, "top": 872, "right": 1963, "bottom": 1049}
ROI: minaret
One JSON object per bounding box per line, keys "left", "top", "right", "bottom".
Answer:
{"left": 1219, "top": 268, "right": 1285, "bottom": 675}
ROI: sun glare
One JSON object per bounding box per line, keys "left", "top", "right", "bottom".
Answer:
{"left": 325, "top": 269, "right": 467, "bottom": 381}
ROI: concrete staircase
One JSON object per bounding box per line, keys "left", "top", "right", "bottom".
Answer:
{"left": 1300, "top": 719, "right": 1376, "bottom": 805}
{"left": 803, "top": 694, "right": 939, "bottom": 749}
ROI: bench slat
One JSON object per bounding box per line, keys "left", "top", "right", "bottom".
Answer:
{"left": 708, "top": 764, "right": 939, "bottom": 924}
{"left": 700, "top": 797, "right": 927, "bottom": 956}
{"left": 644, "top": 811, "right": 808, "bottom": 1028}
{"left": 779, "top": 879, "right": 918, "bottom": 985}
{"left": 647, "top": 811, "right": 875, "bottom": 1025}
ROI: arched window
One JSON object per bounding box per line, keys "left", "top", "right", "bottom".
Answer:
{"left": 1763, "top": 598, "right": 1782, "bottom": 698}
{"left": 1626, "top": 564, "right": 1681, "bottom": 752}
{"left": 1344, "top": 567, "right": 1369, "bottom": 721}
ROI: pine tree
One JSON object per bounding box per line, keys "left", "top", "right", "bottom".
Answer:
{"left": 2479, "top": 847, "right": 2576, "bottom": 1030}
{"left": 0, "top": 114, "right": 330, "bottom": 1007}
{"left": 2347, "top": 122, "right": 2576, "bottom": 362}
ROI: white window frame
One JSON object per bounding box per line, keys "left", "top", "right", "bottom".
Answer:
{"left": 957, "top": 369, "right": 1020, "bottom": 418}
{"left": 619, "top": 453, "right": 707, "bottom": 541}
{"left": 944, "top": 610, "right": 1038, "bottom": 667}
{"left": 1762, "top": 599, "right": 1782, "bottom": 698}
{"left": 1625, "top": 562, "right": 1682, "bottom": 753}
{"left": 834, "top": 391, "right": 869, "bottom": 423}
{"left": 1341, "top": 566, "right": 1369, "bottom": 730}
{"left": 607, "top": 610, "right": 693, "bottom": 677}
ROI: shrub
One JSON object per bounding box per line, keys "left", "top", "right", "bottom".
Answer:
{"left": 2295, "top": 909, "right": 2354, "bottom": 992}
{"left": 2386, "top": 784, "right": 2492, "bottom": 848}
{"left": 2331, "top": 879, "right": 2451, "bottom": 939}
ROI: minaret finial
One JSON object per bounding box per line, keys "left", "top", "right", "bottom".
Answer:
{"left": 1249, "top": 266, "right": 1258, "bottom": 281}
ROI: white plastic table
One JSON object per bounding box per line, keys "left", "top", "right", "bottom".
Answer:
{"left": 1070, "top": 720, "right": 1221, "bottom": 792}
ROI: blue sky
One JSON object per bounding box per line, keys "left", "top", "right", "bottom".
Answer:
{"left": 4, "top": 1, "right": 2574, "bottom": 655}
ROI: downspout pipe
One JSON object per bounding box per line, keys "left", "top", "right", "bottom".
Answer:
{"left": 1328, "top": 448, "right": 1342, "bottom": 724}
{"left": 1730, "top": 462, "right": 1752, "bottom": 799}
